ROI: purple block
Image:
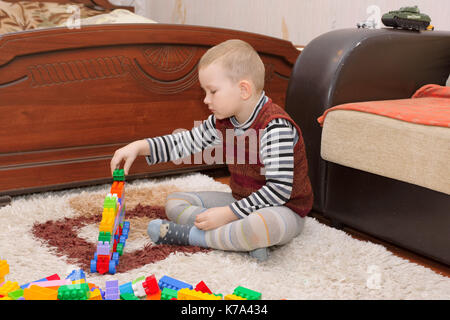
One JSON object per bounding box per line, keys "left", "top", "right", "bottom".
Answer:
{"left": 105, "top": 280, "right": 119, "bottom": 300}
{"left": 97, "top": 241, "right": 110, "bottom": 255}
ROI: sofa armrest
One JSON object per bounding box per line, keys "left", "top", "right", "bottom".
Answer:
{"left": 285, "top": 28, "right": 450, "bottom": 212}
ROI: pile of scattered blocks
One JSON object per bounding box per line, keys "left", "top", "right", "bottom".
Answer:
{"left": 0, "top": 169, "right": 263, "bottom": 301}
{"left": 0, "top": 260, "right": 261, "bottom": 300}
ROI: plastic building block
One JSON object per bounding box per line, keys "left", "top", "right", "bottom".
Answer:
{"left": 113, "top": 169, "right": 125, "bottom": 181}
{"left": 8, "top": 288, "right": 24, "bottom": 300}
{"left": 58, "top": 283, "right": 90, "bottom": 300}
{"left": 225, "top": 294, "right": 247, "bottom": 300}
{"left": 105, "top": 280, "right": 120, "bottom": 300}
{"left": 0, "top": 260, "right": 9, "bottom": 283}
{"left": 94, "top": 255, "right": 111, "bottom": 275}
{"left": 160, "top": 287, "right": 178, "bottom": 300}
{"left": 72, "top": 279, "right": 86, "bottom": 285}
{"left": 23, "top": 285, "right": 58, "bottom": 300}
{"left": 96, "top": 241, "right": 110, "bottom": 256}
{"left": 177, "top": 288, "right": 222, "bottom": 300}
{"left": 132, "top": 277, "right": 147, "bottom": 298}
{"left": 132, "top": 276, "right": 145, "bottom": 285}
{"left": 142, "top": 275, "right": 159, "bottom": 296}
{"left": 89, "top": 288, "right": 103, "bottom": 300}
{"left": 111, "top": 181, "right": 124, "bottom": 198}
{"left": 233, "top": 286, "right": 261, "bottom": 300}
{"left": 0, "top": 281, "right": 20, "bottom": 296}
{"left": 116, "top": 243, "right": 124, "bottom": 256}
{"left": 194, "top": 280, "right": 212, "bottom": 294}
{"left": 120, "top": 292, "right": 139, "bottom": 300}
{"left": 45, "top": 274, "right": 61, "bottom": 281}
{"left": 66, "top": 269, "right": 86, "bottom": 283}
{"left": 119, "top": 281, "right": 134, "bottom": 295}
{"left": 158, "top": 275, "right": 192, "bottom": 291}
{"left": 29, "top": 279, "right": 71, "bottom": 288}
{"left": 91, "top": 172, "right": 130, "bottom": 275}
{"left": 98, "top": 231, "right": 111, "bottom": 242}
{"left": 146, "top": 290, "right": 161, "bottom": 300}
{"left": 20, "top": 274, "right": 61, "bottom": 289}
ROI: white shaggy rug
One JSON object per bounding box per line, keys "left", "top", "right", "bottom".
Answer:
{"left": 1, "top": 173, "right": 449, "bottom": 300}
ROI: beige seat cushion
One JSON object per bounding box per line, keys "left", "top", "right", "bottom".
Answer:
{"left": 320, "top": 110, "right": 450, "bottom": 195}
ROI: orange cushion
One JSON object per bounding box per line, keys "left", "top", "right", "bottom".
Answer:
{"left": 318, "top": 84, "right": 450, "bottom": 128}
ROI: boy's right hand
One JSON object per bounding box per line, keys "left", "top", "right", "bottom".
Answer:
{"left": 110, "top": 139, "right": 149, "bottom": 176}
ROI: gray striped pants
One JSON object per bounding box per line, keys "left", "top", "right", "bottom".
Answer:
{"left": 165, "top": 191, "right": 305, "bottom": 251}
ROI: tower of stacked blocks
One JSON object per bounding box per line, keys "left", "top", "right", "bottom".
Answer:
{"left": 90, "top": 169, "right": 130, "bottom": 275}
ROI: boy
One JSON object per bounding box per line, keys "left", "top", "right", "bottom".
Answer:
{"left": 110, "top": 39, "right": 313, "bottom": 261}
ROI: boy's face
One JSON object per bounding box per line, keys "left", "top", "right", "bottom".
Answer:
{"left": 198, "top": 62, "right": 242, "bottom": 120}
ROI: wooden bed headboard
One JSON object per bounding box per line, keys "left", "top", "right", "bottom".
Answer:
{"left": 2, "top": 0, "right": 134, "bottom": 12}
{"left": 0, "top": 22, "right": 300, "bottom": 197}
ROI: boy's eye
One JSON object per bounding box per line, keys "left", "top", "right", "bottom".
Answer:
{"left": 210, "top": 90, "right": 216, "bottom": 94}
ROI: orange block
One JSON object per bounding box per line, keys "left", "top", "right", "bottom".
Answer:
{"left": 23, "top": 285, "right": 58, "bottom": 300}
{"left": 110, "top": 181, "right": 124, "bottom": 198}
{"left": 146, "top": 290, "right": 161, "bottom": 300}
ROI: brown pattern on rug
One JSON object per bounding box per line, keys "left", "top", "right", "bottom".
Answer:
{"left": 69, "top": 185, "right": 182, "bottom": 218}
{"left": 32, "top": 204, "right": 209, "bottom": 273}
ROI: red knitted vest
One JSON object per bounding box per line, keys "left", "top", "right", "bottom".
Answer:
{"left": 215, "top": 99, "right": 313, "bottom": 217}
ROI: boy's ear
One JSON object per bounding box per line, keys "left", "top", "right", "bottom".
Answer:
{"left": 239, "top": 80, "right": 253, "bottom": 100}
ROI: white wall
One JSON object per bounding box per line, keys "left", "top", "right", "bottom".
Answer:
{"left": 121, "top": 0, "right": 450, "bottom": 46}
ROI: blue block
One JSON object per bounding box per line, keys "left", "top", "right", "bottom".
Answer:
{"left": 158, "top": 275, "right": 192, "bottom": 291}
{"left": 66, "top": 269, "right": 86, "bottom": 281}
{"left": 20, "top": 276, "right": 50, "bottom": 289}
{"left": 119, "top": 282, "right": 134, "bottom": 295}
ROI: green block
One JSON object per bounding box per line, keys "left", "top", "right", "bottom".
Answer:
{"left": 161, "top": 287, "right": 178, "bottom": 300}
{"left": 132, "top": 276, "right": 145, "bottom": 285}
{"left": 58, "top": 283, "right": 90, "bottom": 300}
{"left": 120, "top": 293, "right": 139, "bottom": 300}
{"left": 233, "top": 286, "right": 261, "bottom": 300}
{"left": 8, "top": 288, "right": 24, "bottom": 300}
{"left": 113, "top": 169, "right": 125, "bottom": 181}
{"left": 103, "top": 196, "right": 116, "bottom": 209}
{"left": 98, "top": 231, "right": 111, "bottom": 242}
{"left": 117, "top": 243, "right": 124, "bottom": 256}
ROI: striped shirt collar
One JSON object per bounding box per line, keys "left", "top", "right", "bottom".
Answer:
{"left": 230, "top": 91, "right": 268, "bottom": 130}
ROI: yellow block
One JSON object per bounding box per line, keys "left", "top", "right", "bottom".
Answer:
{"left": 88, "top": 288, "right": 103, "bottom": 300}
{"left": 225, "top": 294, "right": 247, "bottom": 300}
{"left": 177, "top": 288, "right": 222, "bottom": 300}
{"left": 72, "top": 279, "right": 86, "bottom": 284}
{"left": 0, "top": 281, "right": 20, "bottom": 296}
{"left": 99, "top": 208, "right": 115, "bottom": 233}
{"left": 0, "top": 260, "right": 9, "bottom": 279}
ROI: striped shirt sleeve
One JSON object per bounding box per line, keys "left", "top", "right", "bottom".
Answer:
{"left": 229, "top": 118, "right": 297, "bottom": 218}
{"left": 145, "top": 114, "right": 221, "bottom": 165}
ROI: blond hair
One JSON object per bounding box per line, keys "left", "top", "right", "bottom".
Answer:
{"left": 198, "top": 39, "right": 265, "bottom": 93}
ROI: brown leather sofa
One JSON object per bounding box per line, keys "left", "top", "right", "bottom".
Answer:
{"left": 285, "top": 28, "right": 450, "bottom": 266}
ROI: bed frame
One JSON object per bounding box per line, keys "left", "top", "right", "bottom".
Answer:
{"left": 0, "top": 1, "right": 300, "bottom": 197}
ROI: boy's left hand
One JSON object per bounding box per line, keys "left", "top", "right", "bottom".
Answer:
{"left": 194, "top": 206, "right": 238, "bottom": 231}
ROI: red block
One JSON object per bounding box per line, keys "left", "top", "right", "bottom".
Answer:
{"left": 97, "top": 255, "right": 110, "bottom": 275}
{"left": 46, "top": 274, "right": 61, "bottom": 281}
{"left": 194, "top": 281, "right": 212, "bottom": 294}
{"left": 142, "top": 275, "right": 159, "bottom": 295}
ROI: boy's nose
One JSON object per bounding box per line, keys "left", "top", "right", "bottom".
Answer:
{"left": 203, "top": 95, "right": 210, "bottom": 105}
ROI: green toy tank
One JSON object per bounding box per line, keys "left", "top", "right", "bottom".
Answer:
{"left": 382, "top": 6, "right": 431, "bottom": 31}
